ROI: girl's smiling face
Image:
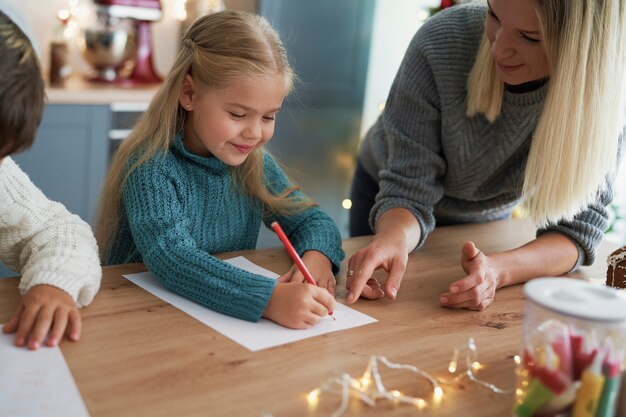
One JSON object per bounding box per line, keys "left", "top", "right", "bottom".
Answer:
{"left": 180, "top": 73, "right": 287, "bottom": 166}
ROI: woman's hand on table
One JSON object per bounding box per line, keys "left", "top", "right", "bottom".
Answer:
{"left": 345, "top": 232, "right": 410, "bottom": 303}
{"left": 439, "top": 241, "right": 500, "bottom": 311}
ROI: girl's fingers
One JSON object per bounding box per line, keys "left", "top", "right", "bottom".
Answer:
{"left": 27, "top": 306, "right": 55, "bottom": 350}
{"left": 14, "top": 304, "right": 41, "bottom": 347}
{"left": 310, "top": 300, "right": 330, "bottom": 318}
{"left": 2, "top": 303, "right": 24, "bottom": 334}
{"left": 67, "top": 309, "right": 82, "bottom": 341}
{"left": 278, "top": 266, "right": 298, "bottom": 283}
{"left": 325, "top": 276, "right": 336, "bottom": 297}
{"left": 48, "top": 308, "right": 69, "bottom": 347}
{"left": 312, "top": 287, "right": 336, "bottom": 313}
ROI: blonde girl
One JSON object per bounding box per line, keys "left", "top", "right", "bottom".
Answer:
{"left": 96, "top": 11, "right": 344, "bottom": 329}
{"left": 347, "top": 0, "right": 626, "bottom": 309}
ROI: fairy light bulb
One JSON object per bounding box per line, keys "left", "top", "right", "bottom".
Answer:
{"left": 415, "top": 398, "right": 427, "bottom": 409}
{"left": 448, "top": 348, "right": 459, "bottom": 373}
{"left": 360, "top": 373, "right": 371, "bottom": 388}
{"left": 434, "top": 386, "right": 444, "bottom": 402}
{"left": 307, "top": 388, "right": 320, "bottom": 403}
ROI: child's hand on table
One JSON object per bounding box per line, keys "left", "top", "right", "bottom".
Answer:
{"left": 2, "top": 284, "right": 80, "bottom": 350}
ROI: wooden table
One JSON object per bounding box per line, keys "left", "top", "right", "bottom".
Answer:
{"left": 0, "top": 219, "right": 612, "bottom": 417}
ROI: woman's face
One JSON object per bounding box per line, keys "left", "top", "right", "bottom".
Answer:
{"left": 485, "top": 0, "right": 549, "bottom": 85}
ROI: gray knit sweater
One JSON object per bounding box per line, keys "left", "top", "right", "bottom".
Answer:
{"left": 358, "top": 3, "right": 620, "bottom": 268}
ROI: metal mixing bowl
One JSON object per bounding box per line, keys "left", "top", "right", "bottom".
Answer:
{"left": 80, "top": 27, "right": 136, "bottom": 81}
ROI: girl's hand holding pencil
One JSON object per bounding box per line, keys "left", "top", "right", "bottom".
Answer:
{"left": 266, "top": 221, "right": 338, "bottom": 329}
{"left": 263, "top": 283, "right": 336, "bottom": 329}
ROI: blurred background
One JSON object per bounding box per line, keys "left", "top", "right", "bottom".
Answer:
{"left": 0, "top": 0, "right": 624, "bottom": 277}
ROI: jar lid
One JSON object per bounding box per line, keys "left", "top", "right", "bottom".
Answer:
{"left": 524, "top": 278, "right": 626, "bottom": 322}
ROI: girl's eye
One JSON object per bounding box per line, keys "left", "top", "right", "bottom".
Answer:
{"left": 229, "top": 112, "right": 245, "bottom": 118}
{"left": 487, "top": 9, "right": 498, "bottom": 21}
{"left": 263, "top": 116, "right": 276, "bottom": 121}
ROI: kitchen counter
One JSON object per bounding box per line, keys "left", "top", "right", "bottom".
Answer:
{"left": 46, "top": 75, "right": 161, "bottom": 104}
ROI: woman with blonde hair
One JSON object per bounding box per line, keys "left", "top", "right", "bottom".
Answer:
{"left": 347, "top": 0, "right": 626, "bottom": 309}
{"left": 96, "top": 10, "right": 344, "bottom": 328}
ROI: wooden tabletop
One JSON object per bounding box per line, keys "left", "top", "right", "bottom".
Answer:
{"left": 0, "top": 219, "right": 612, "bottom": 417}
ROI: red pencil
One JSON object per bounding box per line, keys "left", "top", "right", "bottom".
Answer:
{"left": 270, "top": 221, "right": 335, "bottom": 317}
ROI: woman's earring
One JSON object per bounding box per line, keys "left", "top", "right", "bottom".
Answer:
{"left": 185, "top": 104, "right": 191, "bottom": 109}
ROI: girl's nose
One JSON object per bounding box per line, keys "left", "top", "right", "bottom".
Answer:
{"left": 243, "top": 120, "right": 262, "bottom": 140}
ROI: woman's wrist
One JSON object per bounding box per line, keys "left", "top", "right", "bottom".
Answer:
{"left": 375, "top": 208, "right": 421, "bottom": 252}
{"left": 489, "top": 252, "right": 511, "bottom": 288}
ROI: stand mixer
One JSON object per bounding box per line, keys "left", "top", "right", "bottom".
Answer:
{"left": 81, "top": 0, "right": 162, "bottom": 84}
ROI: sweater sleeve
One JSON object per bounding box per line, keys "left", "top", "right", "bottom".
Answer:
{"left": 537, "top": 188, "right": 611, "bottom": 269}
{"left": 123, "top": 158, "right": 276, "bottom": 322}
{"left": 536, "top": 128, "right": 626, "bottom": 269}
{"left": 0, "top": 158, "right": 101, "bottom": 307}
{"left": 368, "top": 22, "right": 446, "bottom": 250}
{"left": 261, "top": 154, "right": 345, "bottom": 274}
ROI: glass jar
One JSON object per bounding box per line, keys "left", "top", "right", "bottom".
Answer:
{"left": 514, "top": 278, "right": 626, "bottom": 417}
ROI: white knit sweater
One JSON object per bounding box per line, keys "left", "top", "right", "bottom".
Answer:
{"left": 0, "top": 157, "right": 101, "bottom": 307}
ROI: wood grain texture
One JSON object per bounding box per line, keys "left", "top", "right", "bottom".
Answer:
{"left": 0, "top": 219, "right": 612, "bottom": 417}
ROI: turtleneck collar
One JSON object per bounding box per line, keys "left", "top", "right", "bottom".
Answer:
{"left": 503, "top": 78, "right": 549, "bottom": 107}
{"left": 172, "top": 134, "right": 229, "bottom": 174}
{"left": 505, "top": 78, "right": 548, "bottom": 94}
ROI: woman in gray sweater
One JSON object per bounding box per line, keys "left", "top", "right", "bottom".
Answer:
{"left": 346, "top": 0, "right": 626, "bottom": 309}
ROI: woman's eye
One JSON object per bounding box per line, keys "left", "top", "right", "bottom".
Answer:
{"left": 229, "top": 112, "right": 245, "bottom": 118}
{"left": 263, "top": 116, "right": 276, "bottom": 121}
{"left": 487, "top": 9, "right": 498, "bottom": 21}
{"left": 521, "top": 34, "right": 540, "bottom": 43}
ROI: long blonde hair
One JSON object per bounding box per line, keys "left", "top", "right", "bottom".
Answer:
{"left": 467, "top": 0, "right": 626, "bottom": 226}
{"left": 96, "top": 10, "right": 309, "bottom": 257}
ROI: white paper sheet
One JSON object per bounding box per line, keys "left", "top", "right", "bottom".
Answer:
{"left": 0, "top": 332, "right": 90, "bottom": 417}
{"left": 123, "top": 256, "right": 377, "bottom": 351}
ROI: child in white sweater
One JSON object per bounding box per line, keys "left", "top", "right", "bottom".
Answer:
{"left": 0, "top": 10, "right": 101, "bottom": 350}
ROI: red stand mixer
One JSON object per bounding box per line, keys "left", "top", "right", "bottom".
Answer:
{"left": 82, "top": 0, "right": 162, "bottom": 84}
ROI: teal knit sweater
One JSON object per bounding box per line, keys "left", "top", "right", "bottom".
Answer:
{"left": 105, "top": 136, "right": 345, "bottom": 322}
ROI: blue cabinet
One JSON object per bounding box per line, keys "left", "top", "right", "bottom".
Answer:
{"left": 257, "top": 0, "right": 375, "bottom": 247}
{"left": 0, "top": 104, "right": 110, "bottom": 277}
{"left": 13, "top": 104, "right": 110, "bottom": 225}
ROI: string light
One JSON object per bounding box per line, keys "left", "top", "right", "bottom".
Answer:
{"left": 304, "top": 354, "right": 443, "bottom": 416}
{"left": 268, "top": 338, "right": 514, "bottom": 417}
{"left": 440, "top": 337, "right": 514, "bottom": 396}
{"left": 448, "top": 348, "right": 459, "bottom": 373}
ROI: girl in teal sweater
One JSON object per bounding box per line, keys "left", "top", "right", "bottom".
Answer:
{"left": 96, "top": 11, "right": 344, "bottom": 329}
